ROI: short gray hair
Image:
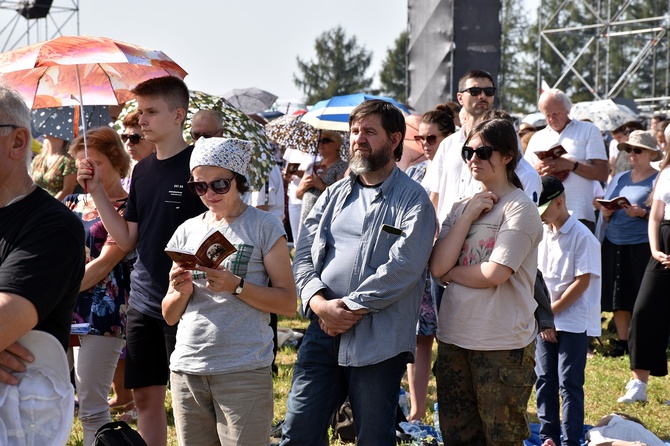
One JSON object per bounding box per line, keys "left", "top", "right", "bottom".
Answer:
{"left": 0, "top": 83, "right": 31, "bottom": 130}
{"left": 192, "top": 109, "right": 224, "bottom": 129}
{"left": 539, "top": 88, "right": 572, "bottom": 112}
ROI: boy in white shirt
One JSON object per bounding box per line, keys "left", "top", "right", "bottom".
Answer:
{"left": 535, "top": 175, "right": 602, "bottom": 446}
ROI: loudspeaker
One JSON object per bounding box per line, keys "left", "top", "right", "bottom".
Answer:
{"left": 17, "top": 0, "right": 53, "bottom": 19}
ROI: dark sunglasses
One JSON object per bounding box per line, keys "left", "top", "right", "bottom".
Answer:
{"left": 623, "top": 147, "right": 645, "bottom": 154}
{"left": 459, "top": 87, "right": 496, "bottom": 97}
{"left": 414, "top": 135, "right": 438, "bottom": 145}
{"left": 187, "top": 177, "right": 234, "bottom": 196}
{"left": 461, "top": 145, "right": 499, "bottom": 161}
{"left": 318, "top": 138, "right": 334, "bottom": 144}
{"left": 190, "top": 131, "right": 220, "bottom": 141}
{"left": 121, "top": 133, "right": 145, "bottom": 144}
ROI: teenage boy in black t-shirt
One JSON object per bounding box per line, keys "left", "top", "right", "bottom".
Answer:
{"left": 78, "top": 76, "right": 205, "bottom": 446}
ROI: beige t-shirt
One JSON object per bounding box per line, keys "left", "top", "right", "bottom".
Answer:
{"left": 436, "top": 188, "right": 543, "bottom": 350}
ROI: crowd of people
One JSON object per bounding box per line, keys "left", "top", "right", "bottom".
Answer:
{"left": 0, "top": 65, "right": 669, "bottom": 446}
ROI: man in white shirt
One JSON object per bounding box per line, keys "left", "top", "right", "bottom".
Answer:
{"left": 524, "top": 89, "right": 609, "bottom": 231}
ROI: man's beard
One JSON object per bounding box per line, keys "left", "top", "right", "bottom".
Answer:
{"left": 348, "top": 141, "right": 393, "bottom": 175}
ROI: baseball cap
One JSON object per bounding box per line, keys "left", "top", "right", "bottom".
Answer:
{"left": 538, "top": 175, "right": 565, "bottom": 215}
{"left": 0, "top": 330, "right": 74, "bottom": 446}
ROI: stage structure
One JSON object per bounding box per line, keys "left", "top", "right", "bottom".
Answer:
{"left": 0, "top": 0, "right": 79, "bottom": 52}
{"left": 538, "top": 0, "right": 670, "bottom": 113}
{"left": 407, "top": 0, "right": 501, "bottom": 113}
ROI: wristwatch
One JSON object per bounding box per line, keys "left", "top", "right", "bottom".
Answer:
{"left": 232, "top": 277, "right": 245, "bottom": 295}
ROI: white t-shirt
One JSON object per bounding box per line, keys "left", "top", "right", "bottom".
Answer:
{"left": 525, "top": 119, "right": 607, "bottom": 222}
{"left": 653, "top": 167, "right": 670, "bottom": 220}
{"left": 436, "top": 188, "right": 543, "bottom": 350}
{"left": 538, "top": 215, "right": 602, "bottom": 336}
{"left": 248, "top": 164, "right": 285, "bottom": 223}
{"left": 586, "top": 415, "right": 665, "bottom": 446}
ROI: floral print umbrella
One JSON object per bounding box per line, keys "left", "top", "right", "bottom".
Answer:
{"left": 118, "top": 90, "right": 276, "bottom": 191}
{"left": 265, "top": 113, "right": 319, "bottom": 152}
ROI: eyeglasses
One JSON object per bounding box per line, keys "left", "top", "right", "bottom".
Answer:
{"left": 318, "top": 138, "right": 334, "bottom": 144}
{"left": 187, "top": 177, "right": 235, "bottom": 196}
{"left": 0, "top": 124, "right": 19, "bottom": 131}
{"left": 414, "top": 135, "right": 438, "bottom": 145}
{"left": 461, "top": 145, "right": 499, "bottom": 161}
{"left": 459, "top": 87, "right": 496, "bottom": 97}
{"left": 623, "top": 147, "right": 645, "bottom": 154}
{"left": 190, "top": 130, "right": 221, "bottom": 141}
{"left": 121, "top": 133, "right": 145, "bottom": 144}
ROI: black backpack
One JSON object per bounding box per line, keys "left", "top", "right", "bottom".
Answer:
{"left": 93, "top": 421, "right": 147, "bottom": 446}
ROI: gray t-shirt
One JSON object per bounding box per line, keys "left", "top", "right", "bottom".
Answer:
{"left": 167, "top": 206, "right": 285, "bottom": 375}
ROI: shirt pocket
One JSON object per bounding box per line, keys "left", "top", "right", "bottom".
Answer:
{"left": 368, "top": 228, "right": 401, "bottom": 269}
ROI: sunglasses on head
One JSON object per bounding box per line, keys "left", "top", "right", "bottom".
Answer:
{"left": 461, "top": 145, "right": 499, "bottom": 161}
{"left": 187, "top": 177, "right": 234, "bottom": 196}
{"left": 121, "top": 133, "right": 144, "bottom": 144}
{"left": 459, "top": 87, "right": 496, "bottom": 97}
{"left": 623, "top": 147, "right": 645, "bottom": 154}
{"left": 318, "top": 138, "right": 334, "bottom": 144}
{"left": 414, "top": 135, "right": 438, "bottom": 145}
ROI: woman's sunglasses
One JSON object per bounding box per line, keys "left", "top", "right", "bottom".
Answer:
{"left": 121, "top": 133, "right": 144, "bottom": 144}
{"left": 414, "top": 135, "right": 438, "bottom": 145}
{"left": 461, "top": 145, "right": 499, "bottom": 161}
{"left": 318, "top": 138, "right": 334, "bottom": 144}
{"left": 187, "top": 177, "right": 234, "bottom": 196}
{"left": 623, "top": 147, "right": 645, "bottom": 154}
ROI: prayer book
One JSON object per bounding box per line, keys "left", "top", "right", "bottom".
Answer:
{"left": 596, "top": 196, "right": 631, "bottom": 211}
{"left": 165, "top": 228, "right": 236, "bottom": 269}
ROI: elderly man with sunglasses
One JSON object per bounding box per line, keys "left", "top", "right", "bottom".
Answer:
{"left": 524, "top": 88, "right": 609, "bottom": 232}
{"left": 0, "top": 84, "right": 86, "bottom": 382}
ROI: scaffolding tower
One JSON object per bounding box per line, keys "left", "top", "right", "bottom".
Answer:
{"left": 0, "top": 0, "right": 79, "bottom": 52}
{"left": 538, "top": 0, "right": 670, "bottom": 114}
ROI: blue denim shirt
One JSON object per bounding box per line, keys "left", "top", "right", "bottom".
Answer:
{"left": 293, "top": 166, "right": 437, "bottom": 366}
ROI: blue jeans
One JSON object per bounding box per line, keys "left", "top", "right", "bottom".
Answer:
{"left": 535, "top": 331, "right": 587, "bottom": 446}
{"left": 280, "top": 319, "right": 408, "bottom": 446}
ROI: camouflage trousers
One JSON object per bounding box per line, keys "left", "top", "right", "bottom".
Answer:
{"left": 434, "top": 340, "right": 536, "bottom": 446}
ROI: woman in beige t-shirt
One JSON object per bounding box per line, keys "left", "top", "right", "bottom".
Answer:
{"left": 429, "top": 118, "right": 543, "bottom": 445}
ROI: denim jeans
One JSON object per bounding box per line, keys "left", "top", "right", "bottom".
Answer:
{"left": 535, "top": 331, "right": 587, "bottom": 446}
{"left": 280, "top": 319, "right": 408, "bottom": 446}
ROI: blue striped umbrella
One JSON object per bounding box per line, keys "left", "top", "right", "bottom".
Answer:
{"left": 301, "top": 93, "right": 409, "bottom": 132}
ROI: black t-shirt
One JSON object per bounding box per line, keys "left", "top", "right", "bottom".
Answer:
{"left": 0, "top": 187, "right": 86, "bottom": 350}
{"left": 124, "top": 146, "right": 207, "bottom": 318}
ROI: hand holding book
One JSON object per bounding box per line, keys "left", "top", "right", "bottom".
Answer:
{"left": 165, "top": 228, "right": 236, "bottom": 270}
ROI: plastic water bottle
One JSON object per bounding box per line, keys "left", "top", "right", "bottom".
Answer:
{"left": 398, "top": 388, "right": 410, "bottom": 418}
{"left": 433, "top": 402, "right": 442, "bottom": 441}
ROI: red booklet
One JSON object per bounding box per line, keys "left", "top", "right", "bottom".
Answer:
{"left": 597, "top": 196, "right": 631, "bottom": 211}
{"left": 165, "top": 228, "right": 236, "bottom": 269}
{"left": 534, "top": 144, "right": 567, "bottom": 160}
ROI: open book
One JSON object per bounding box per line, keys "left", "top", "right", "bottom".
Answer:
{"left": 534, "top": 144, "right": 567, "bottom": 160}
{"left": 597, "top": 196, "right": 631, "bottom": 211}
{"left": 284, "top": 162, "right": 301, "bottom": 175}
{"left": 165, "top": 228, "right": 237, "bottom": 269}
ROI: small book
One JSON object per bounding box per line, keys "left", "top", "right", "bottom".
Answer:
{"left": 284, "top": 162, "right": 301, "bottom": 175}
{"left": 597, "top": 196, "right": 631, "bottom": 211}
{"left": 534, "top": 144, "right": 567, "bottom": 160}
{"left": 165, "top": 228, "right": 237, "bottom": 270}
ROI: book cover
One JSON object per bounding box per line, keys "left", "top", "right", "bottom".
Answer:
{"left": 284, "top": 162, "right": 301, "bottom": 175}
{"left": 597, "top": 196, "right": 631, "bottom": 211}
{"left": 165, "top": 228, "right": 237, "bottom": 269}
{"left": 534, "top": 144, "right": 567, "bottom": 160}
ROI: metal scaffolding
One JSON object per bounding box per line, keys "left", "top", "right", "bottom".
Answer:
{"left": 0, "top": 0, "right": 79, "bottom": 52}
{"left": 538, "top": 0, "right": 670, "bottom": 114}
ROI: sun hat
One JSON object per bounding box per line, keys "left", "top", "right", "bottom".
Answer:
{"left": 618, "top": 130, "right": 661, "bottom": 155}
{"left": 190, "top": 137, "right": 254, "bottom": 176}
{"left": 0, "top": 330, "right": 74, "bottom": 446}
{"left": 537, "top": 175, "right": 565, "bottom": 215}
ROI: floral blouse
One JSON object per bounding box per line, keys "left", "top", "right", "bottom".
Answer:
{"left": 31, "top": 153, "right": 77, "bottom": 197}
{"left": 65, "top": 194, "right": 131, "bottom": 338}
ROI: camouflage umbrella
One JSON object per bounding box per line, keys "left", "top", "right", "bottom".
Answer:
{"left": 118, "top": 90, "right": 275, "bottom": 191}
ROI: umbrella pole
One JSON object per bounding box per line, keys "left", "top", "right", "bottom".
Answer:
{"left": 75, "top": 66, "right": 89, "bottom": 159}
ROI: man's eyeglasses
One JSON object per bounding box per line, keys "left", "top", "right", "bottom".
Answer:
{"left": 623, "top": 147, "right": 645, "bottom": 154}
{"left": 459, "top": 87, "right": 496, "bottom": 97}
{"left": 0, "top": 124, "right": 19, "bottom": 131}
{"left": 191, "top": 130, "right": 221, "bottom": 141}
{"left": 187, "top": 177, "right": 235, "bottom": 196}
{"left": 414, "top": 135, "right": 438, "bottom": 145}
{"left": 121, "top": 133, "right": 145, "bottom": 144}
{"left": 461, "top": 145, "right": 499, "bottom": 161}
{"left": 318, "top": 138, "right": 334, "bottom": 144}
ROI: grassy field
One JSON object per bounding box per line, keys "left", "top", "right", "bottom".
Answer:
{"left": 67, "top": 315, "right": 670, "bottom": 445}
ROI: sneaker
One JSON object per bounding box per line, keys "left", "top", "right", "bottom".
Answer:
{"left": 617, "top": 379, "right": 647, "bottom": 403}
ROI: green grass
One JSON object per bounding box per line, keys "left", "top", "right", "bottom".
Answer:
{"left": 68, "top": 314, "right": 670, "bottom": 445}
